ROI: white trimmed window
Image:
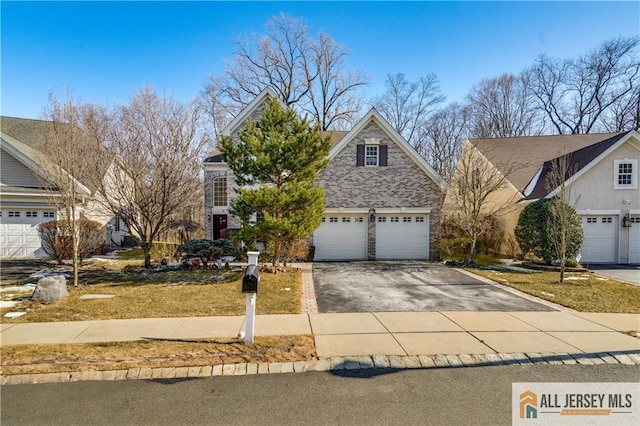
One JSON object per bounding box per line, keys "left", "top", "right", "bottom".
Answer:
{"left": 329, "top": 217, "right": 338, "bottom": 223}
{"left": 355, "top": 217, "right": 364, "bottom": 223}
{"left": 377, "top": 216, "right": 386, "bottom": 223}
{"left": 342, "top": 217, "right": 351, "bottom": 223}
{"left": 365, "top": 145, "right": 379, "bottom": 167}
{"left": 26, "top": 211, "right": 37, "bottom": 218}
{"left": 8, "top": 211, "right": 20, "bottom": 217}
{"left": 415, "top": 217, "right": 425, "bottom": 223}
{"left": 43, "top": 211, "right": 55, "bottom": 218}
{"left": 586, "top": 217, "right": 597, "bottom": 223}
{"left": 213, "top": 177, "right": 228, "bottom": 207}
{"left": 403, "top": 217, "right": 411, "bottom": 222}
{"left": 614, "top": 159, "right": 638, "bottom": 189}
{"left": 390, "top": 217, "right": 399, "bottom": 223}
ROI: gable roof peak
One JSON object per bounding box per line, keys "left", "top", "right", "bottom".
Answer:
{"left": 329, "top": 107, "right": 445, "bottom": 189}
{"left": 220, "top": 87, "right": 281, "bottom": 137}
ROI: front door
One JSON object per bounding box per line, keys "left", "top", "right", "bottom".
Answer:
{"left": 213, "top": 214, "right": 227, "bottom": 240}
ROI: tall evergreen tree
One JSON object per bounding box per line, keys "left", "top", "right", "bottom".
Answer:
{"left": 219, "top": 99, "right": 331, "bottom": 265}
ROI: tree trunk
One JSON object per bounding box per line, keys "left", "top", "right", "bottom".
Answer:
{"left": 72, "top": 225, "right": 80, "bottom": 287}
{"left": 466, "top": 236, "right": 478, "bottom": 265}
{"left": 142, "top": 243, "right": 152, "bottom": 268}
{"left": 559, "top": 257, "right": 566, "bottom": 284}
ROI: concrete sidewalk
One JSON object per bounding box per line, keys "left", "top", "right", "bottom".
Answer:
{"left": 2, "top": 311, "right": 638, "bottom": 357}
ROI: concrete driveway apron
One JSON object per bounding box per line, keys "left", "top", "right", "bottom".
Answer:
{"left": 313, "top": 261, "right": 556, "bottom": 313}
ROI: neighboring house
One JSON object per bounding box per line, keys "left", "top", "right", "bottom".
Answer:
{"left": 447, "top": 130, "right": 640, "bottom": 264}
{"left": 203, "top": 89, "right": 446, "bottom": 261}
{"left": 0, "top": 116, "right": 131, "bottom": 258}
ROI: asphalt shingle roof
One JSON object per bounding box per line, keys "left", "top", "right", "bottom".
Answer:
{"left": 470, "top": 132, "right": 625, "bottom": 193}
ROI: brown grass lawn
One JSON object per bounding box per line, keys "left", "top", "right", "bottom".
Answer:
{"left": 469, "top": 269, "right": 640, "bottom": 313}
{"left": 1, "top": 259, "right": 309, "bottom": 375}
{"left": 2, "top": 262, "right": 302, "bottom": 322}
{"left": 0, "top": 335, "right": 316, "bottom": 375}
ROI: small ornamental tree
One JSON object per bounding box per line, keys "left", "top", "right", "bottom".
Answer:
{"left": 219, "top": 98, "right": 331, "bottom": 267}
{"left": 515, "top": 198, "right": 584, "bottom": 266}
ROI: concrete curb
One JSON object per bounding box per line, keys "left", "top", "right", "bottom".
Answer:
{"left": 3, "top": 351, "right": 639, "bottom": 385}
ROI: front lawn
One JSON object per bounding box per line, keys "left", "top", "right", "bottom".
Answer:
{"left": 0, "top": 335, "right": 316, "bottom": 376}
{"left": 2, "top": 262, "right": 302, "bottom": 322}
{"left": 469, "top": 269, "right": 640, "bottom": 313}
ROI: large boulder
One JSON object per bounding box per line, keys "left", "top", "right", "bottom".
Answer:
{"left": 32, "top": 275, "right": 69, "bottom": 302}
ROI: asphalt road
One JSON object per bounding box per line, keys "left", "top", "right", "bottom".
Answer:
{"left": 313, "top": 262, "right": 555, "bottom": 313}
{"left": 3, "top": 365, "right": 638, "bottom": 425}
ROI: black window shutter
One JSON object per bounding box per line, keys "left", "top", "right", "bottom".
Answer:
{"left": 379, "top": 144, "right": 388, "bottom": 166}
{"left": 356, "top": 144, "right": 364, "bottom": 166}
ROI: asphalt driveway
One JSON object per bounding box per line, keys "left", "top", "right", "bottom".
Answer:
{"left": 587, "top": 264, "right": 640, "bottom": 286}
{"left": 313, "top": 262, "right": 556, "bottom": 313}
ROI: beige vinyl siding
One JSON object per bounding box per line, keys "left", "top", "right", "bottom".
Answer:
{"left": 1, "top": 149, "right": 42, "bottom": 187}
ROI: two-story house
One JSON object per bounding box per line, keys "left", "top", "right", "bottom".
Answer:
{"left": 203, "top": 89, "right": 446, "bottom": 261}
{"left": 1, "top": 116, "right": 131, "bottom": 258}
{"left": 447, "top": 131, "right": 640, "bottom": 264}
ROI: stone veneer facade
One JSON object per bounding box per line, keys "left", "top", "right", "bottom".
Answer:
{"left": 204, "top": 99, "right": 443, "bottom": 259}
{"left": 316, "top": 119, "right": 443, "bottom": 259}
{"left": 203, "top": 101, "right": 271, "bottom": 240}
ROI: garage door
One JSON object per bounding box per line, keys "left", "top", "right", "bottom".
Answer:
{"left": 629, "top": 215, "right": 640, "bottom": 264}
{"left": 313, "top": 214, "right": 367, "bottom": 261}
{"left": 580, "top": 215, "right": 618, "bottom": 264}
{"left": 376, "top": 214, "right": 429, "bottom": 260}
{"left": 0, "top": 210, "right": 52, "bottom": 258}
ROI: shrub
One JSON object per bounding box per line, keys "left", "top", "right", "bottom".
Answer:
{"left": 151, "top": 241, "right": 179, "bottom": 260}
{"left": 177, "top": 238, "right": 236, "bottom": 268}
{"left": 438, "top": 237, "right": 473, "bottom": 261}
{"left": 37, "top": 219, "right": 106, "bottom": 264}
{"left": 440, "top": 215, "right": 505, "bottom": 260}
{"left": 281, "top": 239, "right": 312, "bottom": 263}
{"left": 515, "top": 199, "right": 584, "bottom": 265}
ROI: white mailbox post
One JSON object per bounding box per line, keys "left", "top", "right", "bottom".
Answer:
{"left": 243, "top": 251, "right": 260, "bottom": 344}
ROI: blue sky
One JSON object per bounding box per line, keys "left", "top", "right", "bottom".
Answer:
{"left": 2, "top": 1, "right": 639, "bottom": 119}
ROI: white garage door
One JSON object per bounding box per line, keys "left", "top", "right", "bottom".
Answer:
{"left": 0, "top": 210, "right": 52, "bottom": 258}
{"left": 629, "top": 216, "right": 640, "bottom": 264}
{"left": 580, "top": 215, "right": 618, "bottom": 264}
{"left": 376, "top": 214, "right": 429, "bottom": 260}
{"left": 313, "top": 214, "right": 367, "bottom": 261}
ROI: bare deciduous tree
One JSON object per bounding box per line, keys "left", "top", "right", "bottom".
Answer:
{"left": 38, "top": 92, "right": 102, "bottom": 286}
{"left": 203, "top": 13, "right": 369, "bottom": 131}
{"left": 417, "top": 103, "right": 469, "bottom": 182}
{"left": 305, "top": 32, "right": 370, "bottom": 130}
{"left": 531, "top": 36, "right": 640, "bottom": 134}
{"left": 373, "top": 73, "right": 445, "bottom": 147}
{"left": 447, "top": 144, "right": 521, "bottom": 264}
{"left": 602, "top": 85, "right": 640, "bottom": 132}
{"left": 90, "top": 87, "right": 209, "bottom": 267}
{"left": 544, "top": 155, "right": 584, "bottom": 283}
{"left": 466, "top": 72, "right": 544, "bottom": 138}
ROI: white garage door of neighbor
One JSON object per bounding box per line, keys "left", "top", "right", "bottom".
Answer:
{"left": 313, "top": 214, "right": 367, "bottom": 261}
{"left": 0, "top": 210, "right": 46, "bottom": 258}
{"left": 580, "top": 215, "right": 618, "bottom": 264}
{"left": 629, "top": 215, "right": 640, "bottom": 264}
{"left": 376, "top": 214, "right": 429, "bottom": 260}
